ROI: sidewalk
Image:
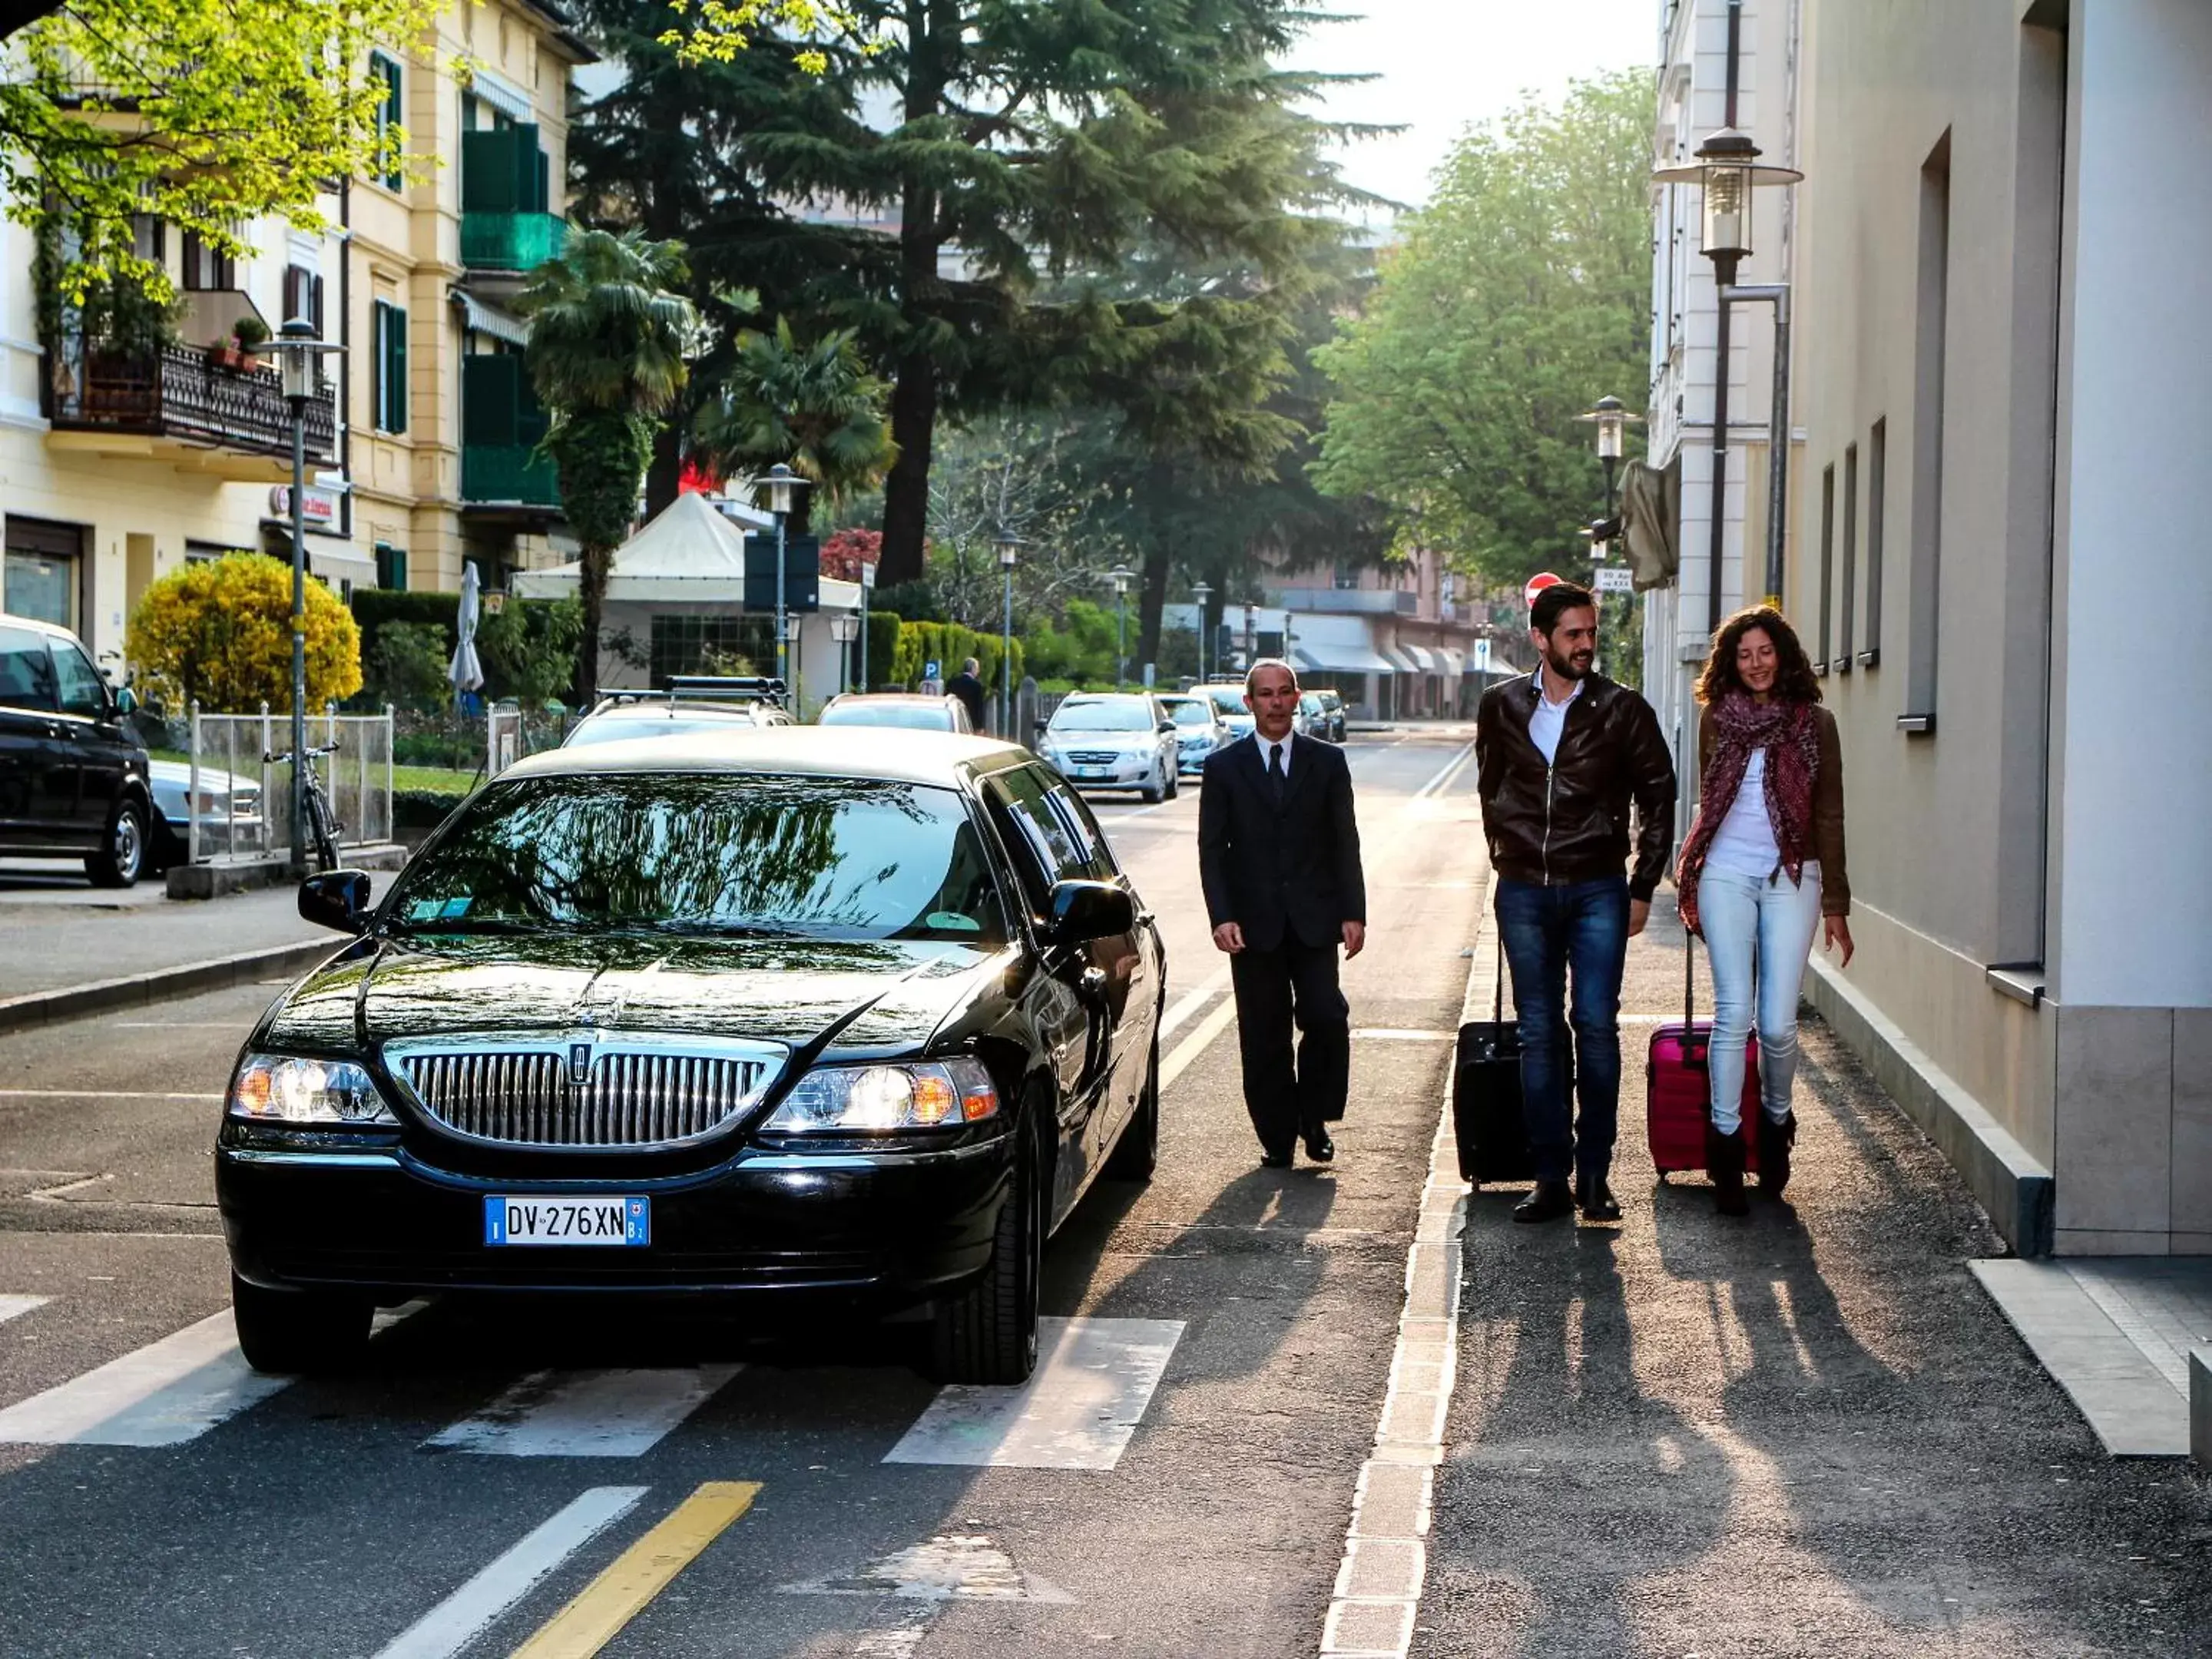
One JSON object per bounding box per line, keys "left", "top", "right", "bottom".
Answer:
{"left": 1411, "top": 896, "right": 2212, "bottom": 1659}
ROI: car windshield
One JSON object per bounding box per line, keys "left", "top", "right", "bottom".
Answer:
{"left": 382, "top": 773, "right": 1005, "bottom": 945}
{"left": 1049, "top": 700, "right": 1152, "bottom": 732}
{"left": 1204, "top": 687, "right": 1249, "bottom": 717}
{"left": 1161, "top": 700, "right": 1213, "bottom": 727}
{"left": 820, "top": 700, "right": 952, "bottom": 730}
{"left": 1300, "top": 694, "right": 1322, "bottom": 713}
{"left": 567, "top": 714, "right": 751, "bottom": 747}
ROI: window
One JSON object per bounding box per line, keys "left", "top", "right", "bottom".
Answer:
{"left": 131, "top": 216, "right": 164, "bottom": 266}
{"left": 649, "top": 614, "right": 770, "bottom": 686}
{"left": 1839, "top": 442, "right": 1858, "bottom": 672}
{"left": 282, "top": 266, "right": 326, "bottom": 336}
{"left": 0, "top": 624, "right": 58, "bottom": 713}
{"left": 1816, "top": 464, "right": 1834, "bottom": 673}
{"left": 4, "top": 518, "right": 82, "bottom": 630}
{"left": 180, "top": 229, "right": 235, "bottom": 292}
{"left": 372, "top": 53, "right": 404, "bottom": 190}
{"left": 983, "top": 766, "right": 1112, "bottom": 913}
{"left": 373, "top": 542, "right": 408, "bottom": 591}
{"left": 1904, "top": 133, "right": 1951, "bottom": 731}
{"left": 49, "top": 641, "right": 106, "bottom": 717}
{"left": 1863, "top": 419, "right": 1886, "bottom": 666}
{"left": 373, "top": 303, "right": 409, "bottom": 433}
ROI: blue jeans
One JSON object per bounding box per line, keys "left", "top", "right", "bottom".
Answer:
{"left": 1699, "top": 862, "right": 1823, "bottom": 1134}
{"left": 1495, "top": 876, "right": 1631, "bottom": 1184}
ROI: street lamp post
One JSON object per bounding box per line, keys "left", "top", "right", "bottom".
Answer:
{"left": 1577, "top": 393, "right": 1645, "bottom": 673}
{"left": 1109, "top": 567, "right": 1134, "bottom": 690}
{"left": 252, "top": 317, "right": 339, "bottom": 876}
{"left": 1652, "top": 0, "right": 1804, "bottom": 622}
{"left": 830, "top": 613, "right": 860, "bottom": 696}
{"left": 858, "top": 559, "right": 876, "bottom": 691}
{"left": 756, "top": 464, "right": 811, "bottom": 700}
{"left": 1190, "top": 581, "right": 1214, "bottom": 684}
{"left": 993, "top": 533, "right": 1022, "bottom": 737}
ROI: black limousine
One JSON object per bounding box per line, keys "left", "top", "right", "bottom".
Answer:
{"left": 217, "top": 729, "right": 1165, "bottom": 1383}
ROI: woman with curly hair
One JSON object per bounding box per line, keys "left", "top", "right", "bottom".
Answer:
{"left": 1676, "top": 605, "right": 1853, "bottom": 1216}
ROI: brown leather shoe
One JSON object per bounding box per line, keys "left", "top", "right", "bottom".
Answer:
{"left": 1706, "top": 1123, "right": 1750, "bottom": 1217}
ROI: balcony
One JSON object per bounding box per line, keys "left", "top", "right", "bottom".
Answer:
{"left": 1279, "top": 586, "right": 1419, "bottom": 617}
{"left": 461, "top": 212, "right": 567, "bottom": 276}
{"left": 45, "top": 342, "right": 336, "bottom": 482}
{"left": 462, "top": 442, "right": 560, "bottom": 510}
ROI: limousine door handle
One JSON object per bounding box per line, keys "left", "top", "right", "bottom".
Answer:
{"left": 1079, "top": 966, "right": 1108, "bottom": 994}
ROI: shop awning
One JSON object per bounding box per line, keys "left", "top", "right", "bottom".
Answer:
{"left": 1404, "top": 644, "right": 1439, "bottom": 673}
{"left": 1286, "top": 611, "right": 1396, "bottom": 674}
{"left": 452, "top": 290, "right": 531, "bottom": 348}
{"left": 1438, "top": 646, "right": 1467, "bottom": 677}
{"left": 1294, "top": 644, "right": 1396, "bottom": 676}
{"left": 1379, "top": 644, "right": 1421, "bottom": 675}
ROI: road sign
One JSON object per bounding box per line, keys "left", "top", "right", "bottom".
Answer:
{"left": 923, "top": 659, "right": 941, "bottom": 681}
{"left": 1473, "top": 638, "right": 1492, "bottom": 672}
{"left": 1593, "top": 567, "right": 1634, "bottom": 594}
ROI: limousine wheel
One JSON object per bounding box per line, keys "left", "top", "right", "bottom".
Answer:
{"left": 931, "top": 1118, "right": 1042, "bottom": 1385}
{"left": 232, "top": 1273, "right": 371, "bottom": 1375}
{"left": 84, "top": 798, "right": 145, "bottom": 889}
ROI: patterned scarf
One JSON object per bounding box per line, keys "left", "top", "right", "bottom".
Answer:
{"left": 1677, "top": 692, "right": 1821, "bottom": 924}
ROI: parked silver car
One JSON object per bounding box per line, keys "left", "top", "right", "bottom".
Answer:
{"left": 1038, "top": 694, "right": 1180, "bottom": 802}
{"left": 1195, "top": 683, "right": 1256, "bottom": 743}
{"left": 146, "top": 760, "right": 263, "bottom": 869}
{"left": 1157, "top": 693, "right": 1227, "bottom": 776}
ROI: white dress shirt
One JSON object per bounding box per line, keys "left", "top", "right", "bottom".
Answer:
{"left": 1257, "top": 734, "right": 1293, "bottom": 780}
{"left": 1527, "top": 670, "right": 1584, "bottom": 765}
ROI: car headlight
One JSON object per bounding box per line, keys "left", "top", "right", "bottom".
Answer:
{"left": 760, "top": 1058, "right": 999, "bottom": 1133}
{"left": 228, "top": 1055, "right": 398, "bottom": 1125}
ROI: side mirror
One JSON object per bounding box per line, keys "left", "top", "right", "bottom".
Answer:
{"left": 114, "top": 686, "right": 138, "bottom": 716}
{"left": 300, "top": 869, "right": 372, "bottom": 935}
{"left": 1044, "top": 879, "right": 1135, "bottom": 946}
{"left": 1157, "top": 719, "right": 1176, "bottom": 733}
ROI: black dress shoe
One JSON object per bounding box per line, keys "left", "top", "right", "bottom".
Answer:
{"left": 1575, "top": 1174, "right": 1621, "bottom": 1222}
{"left": 1514, "top": 1180, "right": 1575, "bottom": 1224}
{"left": 1260, "top": 1147, "right": 1294, "bottom": 1169}
{"left": 1303, "top": 1130, "right": 1335, "bottom": 1164}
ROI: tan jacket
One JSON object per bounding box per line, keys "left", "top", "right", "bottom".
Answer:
{"left": 1695, "top": 703, "right": 1850, "bottom": 916}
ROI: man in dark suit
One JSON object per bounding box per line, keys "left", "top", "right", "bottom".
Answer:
{"left": 1198, "top": 659, "right": 1366, "bottom": 1167}
{"left": 945, "top": 657, "right": 988, "bottom": 733}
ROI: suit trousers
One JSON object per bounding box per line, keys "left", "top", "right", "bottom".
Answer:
{"left": 1230, "top": 939, "right": 1350, "bottom": 1154}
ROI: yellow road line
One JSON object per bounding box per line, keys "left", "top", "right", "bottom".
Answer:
{"left": 509, "top": 1480, "right": 760, "bottom": 1659}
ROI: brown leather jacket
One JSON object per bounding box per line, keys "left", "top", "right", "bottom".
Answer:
{"left": 1475, "top": 671, "right": 1677, "bottom": 900}
{"left": 1695, "top": 704, "right": 1851, "bottom": 915}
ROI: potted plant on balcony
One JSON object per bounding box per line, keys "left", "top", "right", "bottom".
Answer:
{"left": 209, "top": 316, "right": 266, "bottom": 373}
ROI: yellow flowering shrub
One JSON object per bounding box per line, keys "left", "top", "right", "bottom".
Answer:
{"left": 126, "top": 554, "right": 363, "bottom": 714}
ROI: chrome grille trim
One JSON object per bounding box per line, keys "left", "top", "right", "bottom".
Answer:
{"left": 386, "top": 1037, "right": 786, "bottom": 1151}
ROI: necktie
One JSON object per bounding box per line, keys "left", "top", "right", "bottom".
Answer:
{"left": 1267, "top": 741, "right": 1285, "bottom": 800}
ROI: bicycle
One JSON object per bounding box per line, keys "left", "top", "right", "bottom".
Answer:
{"left": 263, "top": 740, "right": 344, "bottom": 873}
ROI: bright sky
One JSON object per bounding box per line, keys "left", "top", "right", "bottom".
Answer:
{"left": 1288, "top": 0, "right": 1659, "bottom": 220}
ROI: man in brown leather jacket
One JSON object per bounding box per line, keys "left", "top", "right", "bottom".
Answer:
{"left": 1475, "top": 581, "right": 1677, "bottom": 1224}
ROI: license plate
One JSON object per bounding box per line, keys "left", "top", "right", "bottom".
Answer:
{"left": 483, "top": 1195, "right": 650, "bottom": 1247}
{"left": 1075, "top": 767, "right": 1108, "bottom": 780}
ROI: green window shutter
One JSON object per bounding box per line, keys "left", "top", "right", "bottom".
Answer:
{"left": 462, "top": 130, "right": 517, "bottom": 214}
{"left": 374, "top": 55, "right": 404, "bottom": 190}
{"left": 535, "top": 147, "right": 551, "bottom": 215}
{"left": 462, "top": 354, "right": 520, "bottom": 446}
{"left": 516, "top": 368, "right": 549, "bottom": 446}
{"left": 511, "top": 124, "right": 542, "bottom": 211}
{"left": 374, "top": 303, "right": 409, "bottom": 433}
{"left": 389, "top": 306, "right": 409, "bottom": 434}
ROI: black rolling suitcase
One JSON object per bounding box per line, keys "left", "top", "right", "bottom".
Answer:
{"left": 1452, "top": 936, "right": 1535, "bottom": 1185}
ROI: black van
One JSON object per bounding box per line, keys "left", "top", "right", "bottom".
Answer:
{"left": 0, "top": 613, "right": 154, "bottom": 886}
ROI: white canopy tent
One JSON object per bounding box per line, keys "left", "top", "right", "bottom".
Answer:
{"left": 508, "top": 491, "right": 773, "bottom": 604}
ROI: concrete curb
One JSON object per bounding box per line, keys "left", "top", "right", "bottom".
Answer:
{"left": 0, "top": 938, "right": 340, "bottom": 1037}
{"left": 2192, "top": 1349, "right": 2211, "bottom": 1471}
{"left": 1804, "top": 952, "right": 2055, "bottom": 1257}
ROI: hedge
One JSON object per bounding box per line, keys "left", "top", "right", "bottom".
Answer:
{"left": 881, "top": 620, "right": 1023, "bottom": 695}
{"left": 349, "top": 588, "right": 577, "bottom": 706}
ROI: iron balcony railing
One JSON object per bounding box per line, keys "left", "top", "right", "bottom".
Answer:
{"left": 48, "top": 341, "right": 336, "bottom": 464}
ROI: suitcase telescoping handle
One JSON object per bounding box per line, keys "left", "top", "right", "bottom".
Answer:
{"left": 1681, "top": 916, "right": 1711, "bottom": 1069}
{"left": 1495, "top": 931, "right": 1506, "bottom": 1026}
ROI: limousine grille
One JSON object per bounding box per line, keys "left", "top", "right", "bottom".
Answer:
{"left": 391, "top": 1045, "right": 781, "bottom": 1150}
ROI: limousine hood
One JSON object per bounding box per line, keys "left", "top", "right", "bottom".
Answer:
{"left": 258, "top": 932, "right": 1006, "bottom": 1058}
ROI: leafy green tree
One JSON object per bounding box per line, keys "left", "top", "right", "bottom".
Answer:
{"left": 1314, "top": 71, "right": 1656, "bottom": 590}
{"left": 691, "top": 316, "right": 895, "bottom": 535}
{"left": 365, "top": 621, "right": 452, "bottom": 709}
{"left": 127, "top": 555, "right": 362, "bottom": 714}
{"left": 518, "top": 228, "right": 698, "bottom": 703}
{"left": 0, "top": 0, "right": 445, "bottom": 296}
{"left": 478, "top": 598, "right": 585, "bottom": 709}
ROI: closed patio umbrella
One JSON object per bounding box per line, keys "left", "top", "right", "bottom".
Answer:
{"left": 449, "top": 561, "right": 485, "bottom": 696}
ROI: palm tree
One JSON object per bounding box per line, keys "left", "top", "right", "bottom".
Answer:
{"left": 691, "top": 318, "right": 896, "bottom": 536}
{"left": 517, "top": 227, "right": 696, "bottom": 703}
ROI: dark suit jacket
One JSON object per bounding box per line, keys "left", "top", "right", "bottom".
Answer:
{"left": 1197, "top": 733, "right": 1366, "bottom": 952}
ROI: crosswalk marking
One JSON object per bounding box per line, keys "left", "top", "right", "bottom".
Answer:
{"left": 0, "top": 1294, "right": 49, "bottom": 1326}
{"left": 511, "top": 1480, "right": 760, "bottom": 1659}
{"left": 370, "top": 1486, "right": 649, "bottom": 1659}
{"left": 426, "top": 1366, "right": 741, "bottom": 1459}
{"left": 0, "top": 1310, "right": 286, "bottom": 1447}
{"left": 882, "top": 1316, "right": 1184, "bottom": 1470}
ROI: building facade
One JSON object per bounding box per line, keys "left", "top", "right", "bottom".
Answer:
{"left": 1786, "top": 0, "right": 2210, "bottom": 1256}
{"left": 0, "top": 0, "right": 590, "bottom": 666}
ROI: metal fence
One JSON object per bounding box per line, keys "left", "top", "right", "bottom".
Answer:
{"left": 185, "top": 702, "right": 395, "bottom": 864}
{"left": 485, "top": 700, "right": 569, "bottom": 780}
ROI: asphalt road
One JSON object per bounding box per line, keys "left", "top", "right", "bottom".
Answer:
{"left": 0, "top": 729, "right": 1490, "bottom": 1659}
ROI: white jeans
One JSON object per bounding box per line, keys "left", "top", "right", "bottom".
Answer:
{"left": 1700, "top": 862, "right": 1823, "bottom": 1134}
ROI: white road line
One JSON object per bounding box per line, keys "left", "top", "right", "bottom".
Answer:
{"left": 1409, "top": 740, "right": 1476, "bottom": 801}
{"left": 369, "top": 1485, "right": 650, "bottom": 1659}
{"left": 0, "top": 1310, "right": 287, "bottom": 1447}
{"left": 426, "top": 1366, "right": 741, "bottom": 1458}
{"left": 1158, "top": 965, "right": 1230, "bottom": 1040}
{"left": 882, "top": 1316, "right": 1184, "bottom": 1471}
{"left": 0, "top": 1294, "right": 50, "bottom": 1326}
{"left": 1161, "top": 994, "right": 1238, "bottom": 1092}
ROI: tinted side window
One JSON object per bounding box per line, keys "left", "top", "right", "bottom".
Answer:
{"left": 50, "top": 641, "right": 107, "bottom": 717}
{"left": 1041, "top": 778, "right": 1120, "bottom": 879}
{"left": 985, "top": 767, "right": 1084, "bottom": 911}
{"left": 0, "top": 628, "right": 58, "bottom": 712}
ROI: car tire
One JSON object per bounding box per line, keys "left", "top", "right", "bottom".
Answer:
{"left": 84, "top": 796, "right": 146, "bottom": 889}
{"left": 230, "top": 1273, "right": 372, "bottom": 1375}
{"left": 1164, "top": 766, "right": 1180, "bottom": 801}
{"left": 1103, "top": 1036, "right": 1159, "bottom": 1183}
{"left": 1139, "top": 767, "right": 1164, "bottom": 805}
{"left": 931, "top": 1118, "right": 1042, "bottom": 1385}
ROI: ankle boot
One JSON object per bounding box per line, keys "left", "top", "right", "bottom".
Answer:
{"left": 1706, "top": 1123, "right": 1750, "bottom": 1217}
{"left": 1756, "top": 1111, "right": 1797, "bottom": 1197}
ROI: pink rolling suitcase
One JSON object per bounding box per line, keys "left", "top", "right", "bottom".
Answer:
{"left": 1647, "top": 933, "right": 1760, "bottom": 1177}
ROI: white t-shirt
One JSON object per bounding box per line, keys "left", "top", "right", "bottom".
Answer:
{"left": 1705, "top": 748, "right": 1783, "bottom": 877}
